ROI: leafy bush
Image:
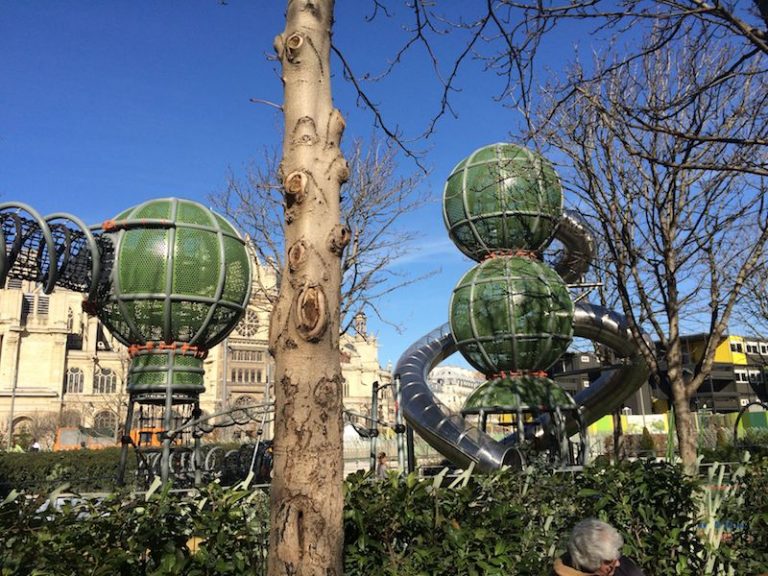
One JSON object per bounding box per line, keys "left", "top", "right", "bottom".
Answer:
{"left": 576, "top": 459, "right": 706, "bottom": 575}
{"left": 0, "top": 448, "right": 131, "bottom": 497}
{"left": 700, "top": 427, "right": 768, "bottom": 463}
{"left": 719, "top": 455, "right": 768, "bottom": 574}
{"left": 0, "top": 480, "right": 269, "bottom": 576}
{"left": 344, "top": 459, "right": 744, "bottom": 576}
{"left": 2, "top": 458, "right": 767, "bottom": 575}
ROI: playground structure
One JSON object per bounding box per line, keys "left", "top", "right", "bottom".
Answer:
{"left": 1, "top": 143, "right": 650, "bottom": 482}
{"left": 396, "top": 144, "right": 649, "bottom": 471}
{"left": 0, "top": 198, "right": 252, "bottom": 484}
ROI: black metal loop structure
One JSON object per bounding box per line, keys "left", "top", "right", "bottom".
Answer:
{"left": 0, "top": 202, "right": 108, "bottom": 298}
{"left": 1, "top": 199, "right": 252, "bottom": 488}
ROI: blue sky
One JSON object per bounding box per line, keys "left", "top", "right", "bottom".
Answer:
{"left": 2, "top": 2, "right": 580, "bottom": 368}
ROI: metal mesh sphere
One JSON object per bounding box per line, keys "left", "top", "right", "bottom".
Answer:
{"left": 449, "top": 256, "right": 573, "bottom": 375}
{"left": 443, "top": 143, "right": 563, "bottom": 260}
{"left": 462, "top": 374, "right": 575, "bottom": 414}
{"left": 98, "top": 198, "right": 251, "bottom": 349}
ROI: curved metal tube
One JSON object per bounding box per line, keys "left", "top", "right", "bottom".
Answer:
{"left": 395, "top": 301, "right": 649, "bottom": 471}
{"left": 553, "top": 210, "right": 595, "bottom": 283}
{"left": 0, "top": 202, "right": 59, "bottom": 293}
{"left": 396, "top": 323, "right": 519, "bottom": 471}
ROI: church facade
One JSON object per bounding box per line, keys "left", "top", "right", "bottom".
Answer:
{"left": 0, "top": 270, "right": 392, "bottom": 449}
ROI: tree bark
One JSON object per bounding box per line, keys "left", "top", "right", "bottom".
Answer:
{"left": 268, "top": 1, "right": 348, "bottom": 575}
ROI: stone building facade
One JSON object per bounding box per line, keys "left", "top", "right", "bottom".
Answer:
{"left": 0, "top": 266, "right": 392, "bottom": 449}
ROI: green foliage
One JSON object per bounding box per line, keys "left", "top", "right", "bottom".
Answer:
{"left": 1, "top": 459, "right": 767, "bottom": 575}
{"left": 638, "top": 426, "right": 656, "bottom": 455}
{"left": 719, "top": 455, "right": 768, "bottom": 575}
{"left": 344, "top": 459, "right": 746, "bottom": 576}
{"left": 576, "top": 459, "right": 706, "bottom": 575}
{"left": 343, "top": 465, "right": 578, "bottom": 576}
{"left": 0, "top": 448, "right": 132, "bottom": 497}
{"left": 700, "top": 427, "right": 768, "bottom": 463}
{"left": 0, "top": 480, "right": 269, "bottom": 576}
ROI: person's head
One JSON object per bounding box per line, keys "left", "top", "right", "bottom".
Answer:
{"left": 377, "top": 451, "right": 386, "bottom": 462}
{"left": 567, "top": 518, "right": 623, "bottom": 575}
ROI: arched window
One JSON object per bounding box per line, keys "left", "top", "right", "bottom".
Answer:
{"left": 93, "top": 368, "right": 117, "bottom": 394}
{"left": 93, "top": 411, "right": 118, "bottom": 436}
{"left": 65, "top": 368, "right": 84, "bottom": 394}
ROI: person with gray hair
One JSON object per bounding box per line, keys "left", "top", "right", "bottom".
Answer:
{"left": 551, "top": 518, "right": 645, "bottom": 576}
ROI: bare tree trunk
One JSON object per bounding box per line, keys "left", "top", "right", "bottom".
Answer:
{"left": 612, "top": 410, "right": 624, "bottom": 462}
{"left": 671, "top": 379, "right": 698, "bottom": 475}
{"left": 268, "top": 1, "right": 349, "bottom": 575}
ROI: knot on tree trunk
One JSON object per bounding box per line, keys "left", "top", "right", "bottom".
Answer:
{"left": 292, "top": 116, "right": 319, "bottom": 146}
{"left": 284, "top": 32, "right": 304, "bottom": 62}
{"left": 295, "top": 286, "right": 328, "bottom": 342}
{"left": 288, "top": 240, "right": 309, "bottom": 271}
{"left": 284, "top": 171, "right": 308, "bottom": 207}
{"left": 327, "top": 225, "right": 350, "bottom": 256}
{"left": 336, "top": 159, "right": 350, "bottom": 184}
{"left": 326, "top": 109, "right": 346, "bottom": 149}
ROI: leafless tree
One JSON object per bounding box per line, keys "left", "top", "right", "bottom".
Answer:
{"left": 340, "top": 1, "right": 767, "bottom": 149}
{"left": 531, "top": 29, "right": 768, "bottom": 473}
{"left": 19, "top": 412, "right": 59, "bottom": 450}
{"left": 210, "top": 136, "right": 432, "bottom": 335}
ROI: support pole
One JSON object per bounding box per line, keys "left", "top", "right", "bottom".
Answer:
{"left": 369, "top": 380, "right": 379, "bottom": 473}
{"left": 406, "top": 424, "right": 416, "bottom": 474}
{"left": 117, "top": 399, "right": 135, "bottom": 486}
{"left": 394, "top": 374, "right": 406, "bottom": 473}
{"left": 6, "top": 330, "right": 22, "bottom": 450}
{"left": 160, "top": 364, "right": 174, "bottom": 484}
{"left": 192, "top": 403, "right": 202, "bottom": 487}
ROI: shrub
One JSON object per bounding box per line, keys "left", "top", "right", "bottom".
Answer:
{"left": 0, "top": 480, "right": 269, "bottom": 576}
{"left": 719, "top": 456, "right": 768, "bottom": 574}
{"left": 1, "top": 458, "right": 766, "bottom": 575}
{"left": 0, "top": 448, "right": 131, "bottom": 497}
{"left": 344, "top": 459, "right": 725, "bottom": 576}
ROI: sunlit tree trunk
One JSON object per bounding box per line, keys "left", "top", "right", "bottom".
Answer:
{"left": 268, "top": 1, "right": 349, "bottom": 574}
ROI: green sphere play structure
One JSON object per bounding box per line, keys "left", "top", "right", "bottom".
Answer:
{"left": 0, "top": 196, "right": 253, "bottom": 484}
{"left": 443, "top": 143, "right": 562, "bottom": 260}
{"left": 449, "top": 256, "right": 573, "bottom": 375}
{"left": 96, "top": 198, "right": 252, "bottom": 399}
{"left": 442, "top": 143, "right": 573, "bottom": 419}
{"left": 463, "top": 374, "right": 575, "bottom": 414}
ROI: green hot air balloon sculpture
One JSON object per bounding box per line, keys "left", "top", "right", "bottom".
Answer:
{"left": 0, "top": 197, "right": 252, "bottom": 484}
{"left": 443, "top": 143, "right": 577, "bottom": 457}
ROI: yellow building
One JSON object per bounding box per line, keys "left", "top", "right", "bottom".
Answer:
{"left": 0, "top": 264, "right": 392, "bottom": 449}
{"left": 662, "top": 333, "right": 766, "bottom": 413}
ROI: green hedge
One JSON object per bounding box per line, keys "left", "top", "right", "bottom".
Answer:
{"left": 343, "top": 459, "right": 733, "bottom": 576}
{"left": 0, "top": 480, "right": 269, "bottom": 576}
{"left": 0, "top": 448, "right": 131, "bottom": 496}
{"left": 1, "top": 459, "right": 766, "bottom": 575}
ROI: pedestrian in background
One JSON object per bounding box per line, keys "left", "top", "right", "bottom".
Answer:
{"left": 376, "top": 451, "right": 389, "bottom": 478}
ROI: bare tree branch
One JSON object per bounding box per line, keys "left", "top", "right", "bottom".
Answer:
{"left": 531, "top": 28, "right": 768, "bottom": 472}
{"left": 209, "top": 135, "right": 434, "bottom": 334}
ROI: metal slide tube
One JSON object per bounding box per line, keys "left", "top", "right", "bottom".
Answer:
{"left": 395, "top": 303, "right": 648, "bottom": 471}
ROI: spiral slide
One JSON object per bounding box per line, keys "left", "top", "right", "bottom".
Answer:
{"left": 394, "top": 213, "right": 649, "bottom": 472}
